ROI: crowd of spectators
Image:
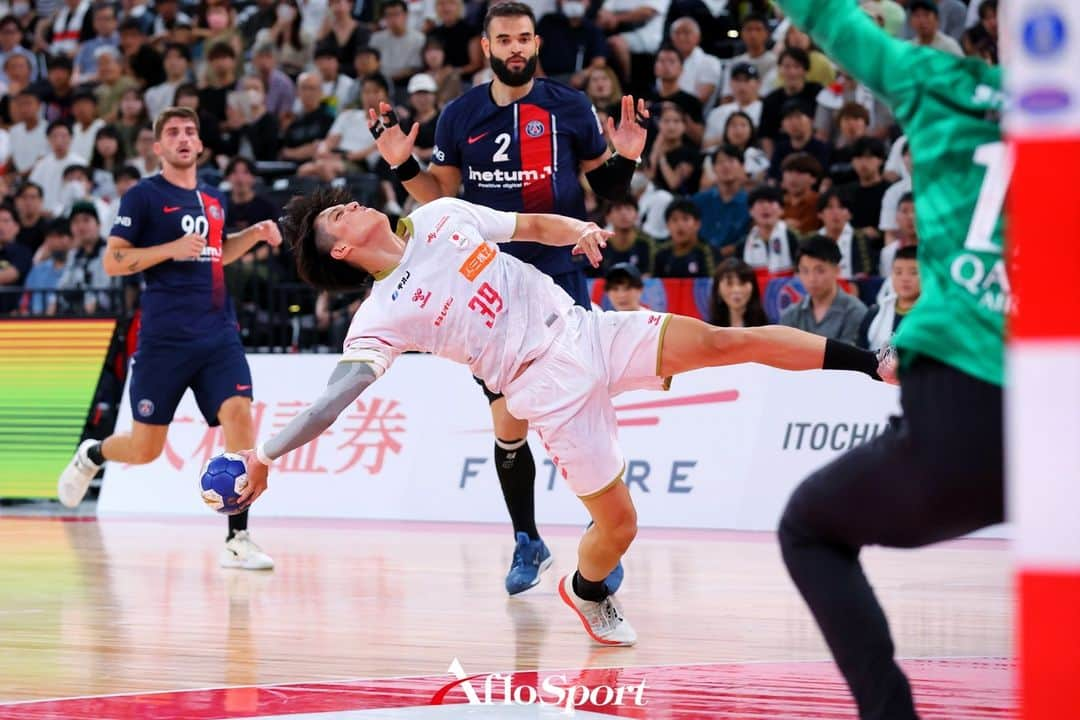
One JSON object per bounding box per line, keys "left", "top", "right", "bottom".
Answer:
{"left": 0, "top": 0, "right": 997, "bottom": 351}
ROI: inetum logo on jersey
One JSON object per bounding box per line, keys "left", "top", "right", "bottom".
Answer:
{"left": 459, "top": 244, "right": 496, "bottom": 281}
{"left": 467, "top": 166, "right": 553, "bottom": 183}
{"left": 431, "top": 659, "right": 647, "bottom": 715}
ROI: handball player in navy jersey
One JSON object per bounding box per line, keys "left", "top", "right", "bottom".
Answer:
{"left": 58, "top": 107, "right": 282, "bottom": 570}
{"left": 369, "top": 1, "right": 648, "bottom": 597}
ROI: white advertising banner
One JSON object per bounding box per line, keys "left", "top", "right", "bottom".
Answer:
{"left": 98, "top": 354, "right": 917, "bottom": 532}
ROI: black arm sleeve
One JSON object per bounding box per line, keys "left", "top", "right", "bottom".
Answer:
{"left": 584, "top": 154, "right": 637, "bottom": 201}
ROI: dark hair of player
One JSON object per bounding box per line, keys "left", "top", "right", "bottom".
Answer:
{"left": 483, "top": 1, "right": 535, "bottom": 37}
{"left": 281, "top": 186, "right": 373, "bottom": 292}
{"left": 153, "top": 106, "right": 200, "bottom": 140}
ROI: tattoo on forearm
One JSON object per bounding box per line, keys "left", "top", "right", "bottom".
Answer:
{"left": 127, "top": 260, "right": 139, "bottom": 271}
{"left": 112, "top": 250, "right": 125, "bottom": 262}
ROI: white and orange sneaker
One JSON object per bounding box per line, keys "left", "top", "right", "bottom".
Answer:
{"left": 558, "top": 574, "right": 637, "bottom": 646}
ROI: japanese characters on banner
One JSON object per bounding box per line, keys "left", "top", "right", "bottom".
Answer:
{"left": 101, "top": 354, "right": 910, "bottom": 532}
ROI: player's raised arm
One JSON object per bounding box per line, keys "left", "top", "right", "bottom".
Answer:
{"left": 513, "top": 213, "right": 613, "bottom": 268}
{"left": 369, "top": 102, "right": 461, "bottom": 203}
{"left": 237, "top": 361, "right": 379, "bottom": 507}
{"left": 774, "top": 0, "right": 947, "bottom": 112}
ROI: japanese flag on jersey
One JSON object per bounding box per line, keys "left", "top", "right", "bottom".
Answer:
{"left": 342, "top": 198, "right": 575, "bottom": 393}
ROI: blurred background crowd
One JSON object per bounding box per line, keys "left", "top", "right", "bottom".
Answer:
{"left": 0, "top": 0, "right": 997, "bottom": 352}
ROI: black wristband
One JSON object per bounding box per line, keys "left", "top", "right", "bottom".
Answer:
{"left": 584, "top": 153, "right": 638, "bottom": 201}
{"left": 823, "top": 339, "right": 882, "bottom": 381}
{"left": 393, "top": 156, "right": 421, "bottom": 183}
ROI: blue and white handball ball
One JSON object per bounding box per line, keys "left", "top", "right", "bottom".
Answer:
{"left": 199, "top": 452, "right": 248, "bottom": 515}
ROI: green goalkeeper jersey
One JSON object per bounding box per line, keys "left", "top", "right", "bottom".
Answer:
{"left": 775, "top": 0, "right": 1008, "bottom": 386}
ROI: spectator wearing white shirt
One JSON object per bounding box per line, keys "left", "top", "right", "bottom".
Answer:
{"left": 883, "top": 134, "right": 908, "bottom": 184}
{"left": 879, "top": 142, "right": 912, "bottom": 247}
{"left": 29, "top": 121, "right": 87, "bottom": 213}
{"left": 704, "top": 62, "right": 762, "bottom": 152}
{"left": 721, "top": 14, "right": 776, "bottom": 100}
{"left": 596, "top": 0, "right": 669, "bottom": 83}
{"left": 313, "top": 44, "right": 353, "bottom": 113}
{"left": 69, "top": 90, "right": 105, "bottom": 161}
{"left": 669, "top": 17, "right": 721, "bottom": 109}
{"left": 47, "top": 0, "right": 93, "bottom": 57}
{"left": 8, "top": 91, "right": 48, "bottom": 175}
{"left": 907, "top": 0, "right": 963, "bottom": 57}
{"left": 297, "top": 77, "right": 384, "bottom": 182}
{"left": 369, "top": 0, "right": 426, "bottom": 85}
{"left": 904, "top": 0, "right": 966, "bottom": 41}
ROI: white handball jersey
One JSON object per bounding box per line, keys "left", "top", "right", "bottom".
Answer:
{"left": 342, "top": 198, "right": 577, "bottom": 392}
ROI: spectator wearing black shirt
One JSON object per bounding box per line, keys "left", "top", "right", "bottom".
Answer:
{"left": 838, "top": 136, "right": 889, "bottom": 241}
{"left": 426, "top": 0, "right": 482, "bottom": 78}
{"left": 199, "top": 42, "right": 239, "bottom": 121}
{"left": 817, "top": 188, "right": 879, "bottom": 279}
{"left": 0, "top": 203, "right": 32, "bottom": 312}
{"left": 14, "top": 182, "right": 48, "bottom": 259}
{"left": 224, "top": 158, "right": 276, "bottom": 233}
{"left": 758, "top": 47, "right": 822, "bottom": 155}
{"left": 219, "top": 76, "right": 282, "bottom": 163}
{"left": 646, "top": 102, "right": 702, "bottom": 196}
{"left": 280, "top": 72, "right": 335, "bottom": 164}
{"left": 39, "top": 54, "right": 76, "bottom": 123}
{"left": 654, "top": 199, "right": 716, "bottom": 278}
{"left": 118, "top": 18, "right": 164, "bottom": 89}
{"left": 317, "top": 0, "right": 372, "bottom": 76}
{"left": 537, "top": 0, "right": 608, "bottom": 88}
{"left": 824, "top": 102, "right": 871, "bottom": 186}
{"left": 591, "top": 196, "right": 656, "bottom": 277}
{"left": 648, "top": 46, "right": 703, "bottom": 145}
{"left": 768, "top": 100, "right": 831, "bottom": 184}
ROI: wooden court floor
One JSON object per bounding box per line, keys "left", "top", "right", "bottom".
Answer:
{"left": 0, "top": 516, "right": 1012, "bottom": 718}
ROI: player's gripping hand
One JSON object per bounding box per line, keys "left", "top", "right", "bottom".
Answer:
{"left": 572, "top": 224, "right": 612, "bottom": 268}
{"left": 252, "top": 219, "right": 282, "bottom": 248}
{"left": 606, "top": 95, "right": 649, "bottom": 162}
{"left": 235, "top": 449, "right": 268, "bottom": 509}
{"left": 368, "top": 101, "right": 419, "bottom": 166}
{"left": 170, "top": 233, "right": 206, "bottom": 261}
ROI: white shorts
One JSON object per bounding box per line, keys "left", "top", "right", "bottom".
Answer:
{"left": 503, "top": 307, "right": 672, "bottom": 497}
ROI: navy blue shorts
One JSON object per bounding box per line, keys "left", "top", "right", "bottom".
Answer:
{"left": 473, "top": 268, "right": 590, "bottom": 403}
{"left": 129, "top": 333, "right": 253, "bottom": 426}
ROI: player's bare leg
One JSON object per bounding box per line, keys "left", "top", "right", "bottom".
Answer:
{"left": 558, "top": 479, "right": 638, "bottom": 646}
{"left": 100, "top": 421, "right": 169, "bottom": 464}
{"left": 58, "top": 421, "right": 167, "bottom": 507}
{"left": 659, "top": 316, "right": 830, "bottom": 377}
{"left": 218, "top": 395, "right": 273, "bottom": 570}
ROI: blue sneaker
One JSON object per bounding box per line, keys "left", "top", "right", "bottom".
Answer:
{"left": 586, "top": 521, "right": 625, "bottom": 594}
{"left": 506, "top": 532, "right": 553, "bottom": 595}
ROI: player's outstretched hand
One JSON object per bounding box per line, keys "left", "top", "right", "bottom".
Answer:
{"left": 252, "top": 219, "right": 282, "bottom": 248}
{"left": 606, "top": 95, "right": 649, "bottom": 161}
{"left": 368, "top": 101, "right": 419, "bottom": 167}
{"left": 572, "top": 223, "right": 612, "bottom": 268}
{"left": 236, "top": 450, "right": 268, "bottom": 509}
{"left": 876, "top": 345, "right": 900, "bottom": 385}
{"left": 170, "top": 233, "right": 206, "bottom": 261}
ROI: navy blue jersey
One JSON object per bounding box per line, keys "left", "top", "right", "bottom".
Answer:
{"left": 433, "top": 78, "right": 608, "bottom": 275}
{"left": 110, "top": 175, "right": 235, "bottom": 343}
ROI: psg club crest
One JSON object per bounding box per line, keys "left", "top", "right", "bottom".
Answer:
{"left": 208, "top": 205, "right": 222, "bottom": 220}
{"left": 137, "top": 399, "right": 155, "bottom": 417}
{"left": 525, "top": 120, "right": 545, "bottom": 138}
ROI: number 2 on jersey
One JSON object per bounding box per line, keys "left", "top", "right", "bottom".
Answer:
{"left": 468, "top": 282, "right": 503, "bottom": 328}
{"left": 964, "top": 142, "right": 1011, "bottom": 254}
{"left": 492, "top": 133, "right": 511, "bottom": 163}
